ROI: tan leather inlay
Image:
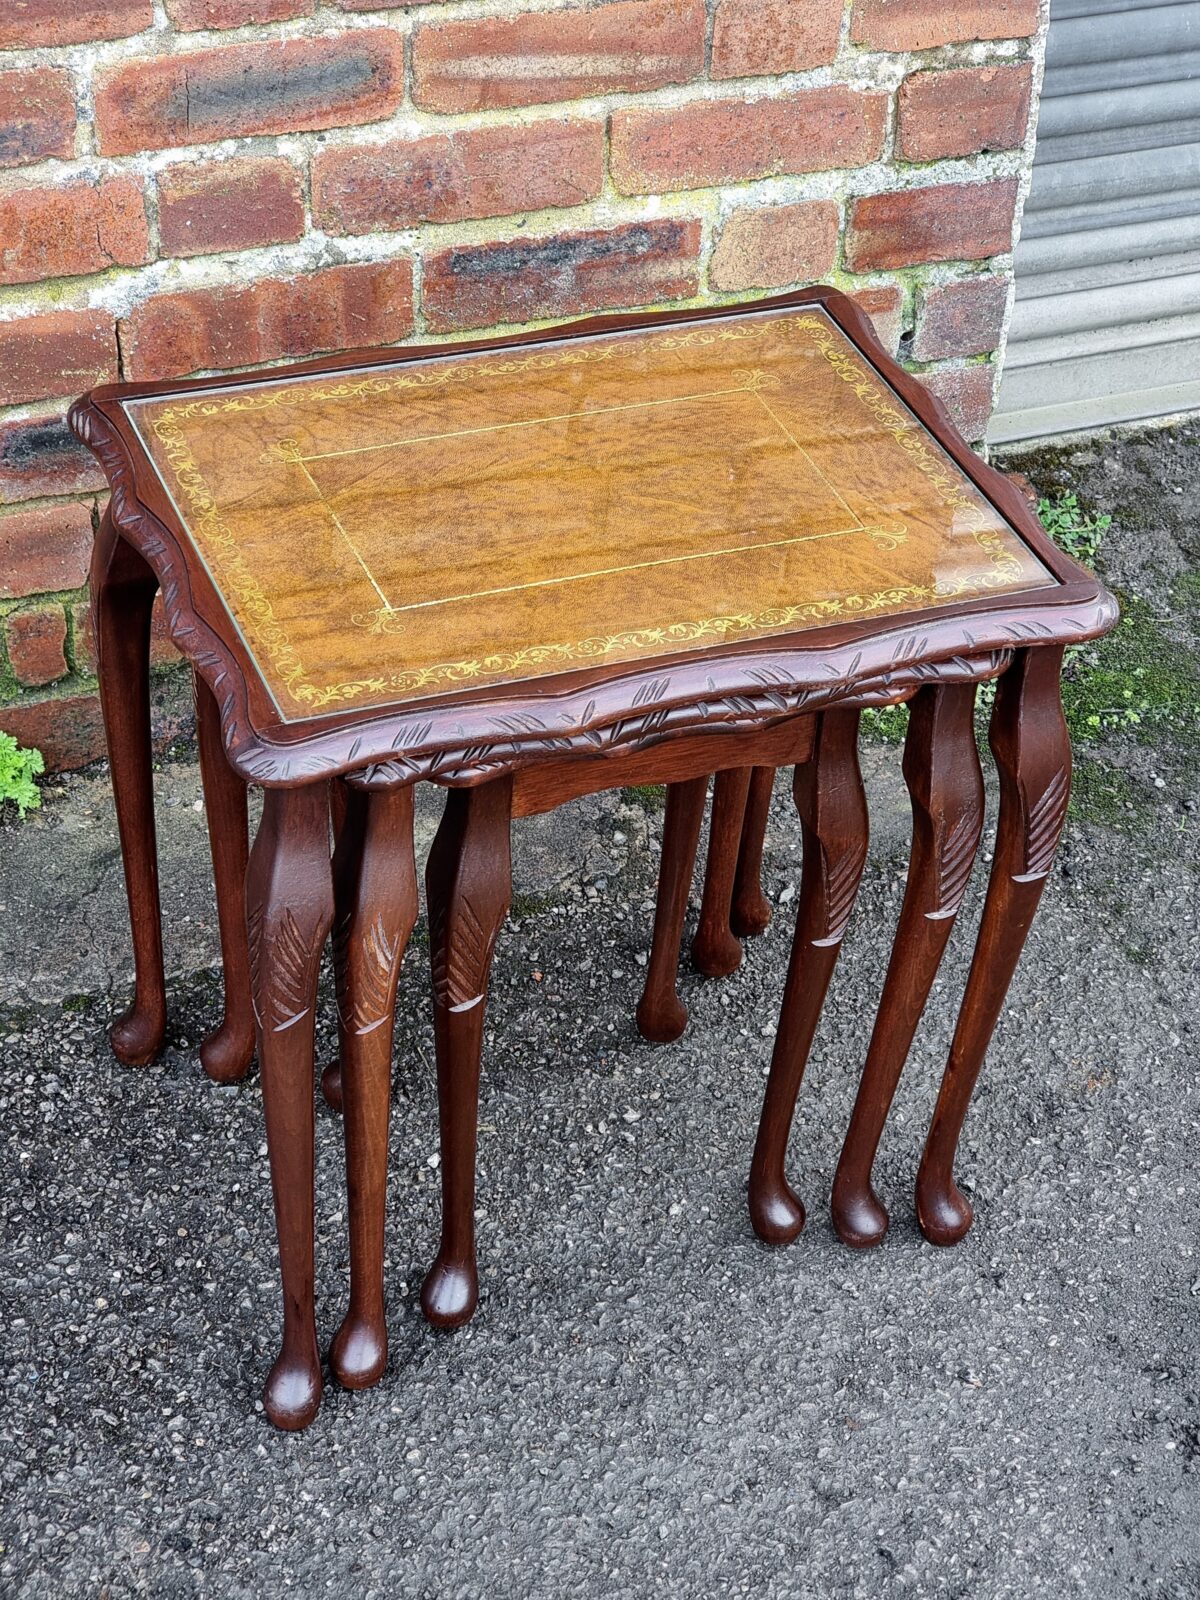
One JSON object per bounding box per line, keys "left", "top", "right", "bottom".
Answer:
{"left": 125, "top": 307, "right": 1054, "bottom": 721}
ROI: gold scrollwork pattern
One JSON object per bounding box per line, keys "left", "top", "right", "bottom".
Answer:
{"left": 344, "top": 586, "right": 945, "bottom": 703}
{"left": 792, "top": 315, "right": 1024, "bottom": 589}
{"left": 141, "top": 313, "right": 1032, "bottom": 715}
{"left": 151, "top": 408, "right": 331, "bottom": 709}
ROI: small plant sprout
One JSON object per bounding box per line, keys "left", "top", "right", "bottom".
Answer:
{"left": 1037, "top": 491, "right": 1112, "bottom": 568}
{"left": 0, "top": 733, "right": 45, "bottom": 818}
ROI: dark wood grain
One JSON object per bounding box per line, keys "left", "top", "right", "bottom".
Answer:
{"left": 916, "top": 647, "right": 1072, "bottom": 1245}
{"left": 636, "top": 774, "right": 708, "bottom": 1045}
{"left": 692, "top": 767, "right": 754, "bottom": 978}
{"left": 731, "top": 765, "right": 776, "bottom": 938}
{"left": 90, "top": 507, "right": 167, "bottom": 1066}
{"left": 422, "top": 775, "right": 513, "bottom": 1330}
{"left": 194, "top": 669, "right": 255, "bottom": 1084}
{"left": 245, "top": 783, "right": 334, "bottom": 1430}
{"left": 329, "top": 783, "right": 417, "bottom": 1391}
{"left": 749, "top": 711, "right": 869, "bottom": 1246}
{"left": 831, "top": 683, "right": 985, "bottom": 1247}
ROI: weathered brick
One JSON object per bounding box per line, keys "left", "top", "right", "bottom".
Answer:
{"left": 71, "top": 592, "right": 178, "bottom": 675}
{"left": 314, "top": 120, "right": 604, "bottom": 236}
{"left": 0, "top": 311, "right": 116, "bottom": 408}
{"left": 412, "top": 0, "right": 705, "bottom": 113}
{"left": 0, "top": 177, "right": 149, "bottom": 288}
{"left": 710, "top": 200, "right": 839, "bottom": 292}
{"left": 0, "top": 0, "right": 152, "bottom": 49}
{"left": 94, "top": 30, "right": 404, "bottom": 156}
{"left": 0, "top": 69, "right": 76, "bottom": 170}
{"left": 424, "top": 218, "right": 701, "bottom": 333}
{"left": 7, "top": 606, "right": 68, "bottom": 688}
{"left": 611, "top": 87, "right": 887, "bottom": 194}
{"left": 847, "top": 284, "right": 904, "bottom": 356}
{"left": 846, "top": 181, "right": 1018, "bottom": 271}
{"left": 850, "top": 0, "right": 1038, "bottom": 50}
{"left": 898, "top": 64, "right": 1033, "bottom": 161}
{"left": 335, "top": 0, "right": 448, "bottom": 7}
{"left": 158, "top": 157, "right": 305, "bottom": 258}
{"left": 914, "top": 275, "right": 1010, "bottom": 359}
{"left": 122, "top": 259, "right": 414, "bottom": 379}
{"left": 165, "top": 0, "right": 315, "bottom": 28}
{"left": 0, "top": 503, "right": 93, "bottom": 601}
{"left": 0, "top": 414, "right": 105, "bottom": 506}
{"left": 916, "top": 363, "right": 995, "bottom": 441}
{"left": 0, "top": 692, "right": 106, "bottom": 771}
{"left": 711, "top": 0, "right": 842, "bottom": 79}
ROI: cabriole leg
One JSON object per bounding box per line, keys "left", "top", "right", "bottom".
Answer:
{"left": 320, "top": 781, "right": 353, "bottom": 1114}
{"left": 194, "top": 670, "right": 255, "bottom": 1084}
{"left": 91, "top": 511, "right": 166, "bottom": 1066}
{"left": 749, "top": 711, "right": 868, "bottom": 1246}
{"left": 831, "top": 684, "right": 985, "bottom": 1248}
{"left": 731, "top": 765, "right": 776, "bottom": 938}
{"left": 246, "top": 784, "right": 334, "bottom": 1430}
{"left": 635, "top": 776, "right": 708, "bottom": 1044}
{"left": 421, "top": 777, "right": 513, "bottom": 1330}
{"left": 917, "top": 648, "right": 1071, "bottom": 1246}
{"left": 328, "top": 785, "right": 417, "bottom": 1390}
{"left": 692, "top": 767, "right": 753, "bottom": 977}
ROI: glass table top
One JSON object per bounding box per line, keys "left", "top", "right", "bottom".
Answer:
{"left": 124, "top": 305, "right": 1054, "bottom": 722}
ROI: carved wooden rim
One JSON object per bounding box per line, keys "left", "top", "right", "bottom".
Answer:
{"left": 70, "top": 287, "right": 1119, "bottom": 789}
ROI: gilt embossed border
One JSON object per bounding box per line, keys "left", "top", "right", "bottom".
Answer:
{"left": 70, "top": 287, "right": 1119, "bottom": 790}
{"left": 123, "top": 312, "right": 1031, "bottom": 716}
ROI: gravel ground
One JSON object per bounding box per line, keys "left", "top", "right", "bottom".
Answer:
{"left": 1, "top": 424, "right": 1198, "bottom": 1598}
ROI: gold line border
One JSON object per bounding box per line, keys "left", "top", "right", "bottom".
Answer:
{"left": 365, "top": 524, "right": 908, "bottom": 619}
{"left": 134, "top": 311, "right": 1046, "bottom": 717}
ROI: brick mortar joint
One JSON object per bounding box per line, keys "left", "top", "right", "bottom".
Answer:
{"left": 0, "top": 2, "right": 1047, "bottom": 460}
{"left": 0, "top": 146, "right": 1032, "bottom": 332}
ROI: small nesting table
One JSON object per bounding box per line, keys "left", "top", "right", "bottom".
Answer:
{"left": 71, "top": 288, "right": 1117, "bottom": 1430}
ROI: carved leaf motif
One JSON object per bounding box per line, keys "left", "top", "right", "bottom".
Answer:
{"left": 430, "top": 895, "right": 494, "bottom": 1011}
{"left": 815, "top": 839, "right": 868, "bottom": 946}
{"left": 248, "top": 904, "right": 319, "bottom": 1033}
{"left": 1019, "top": 765, "right": 1070, "bottom": 880}
{"left": 334, "top": 911, "right": 402, "bottom": 1035}
{"left": 932, "top": 809, "right": 983, "bottom": 917}
{"left": 349, "top": 653, "right": 1013, "bottom": 789}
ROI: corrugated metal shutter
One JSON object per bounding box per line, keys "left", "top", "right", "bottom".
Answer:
{"left": 990, "top": 0, "right": 1200, "bottom": 442}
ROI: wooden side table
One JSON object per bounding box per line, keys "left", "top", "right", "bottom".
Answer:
{"left": 72, "top": 288, "right": 1117, "bottom": 1428}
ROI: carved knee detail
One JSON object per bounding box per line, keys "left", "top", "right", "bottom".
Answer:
{"left": 833, "top": 683, "right": 984, "bottom": 1250}
{"left": 749, "top": 710, "right": 868, "bottom": 1247}
{"left": 917, "top": 649, "right": 1071, "bottom": 1248}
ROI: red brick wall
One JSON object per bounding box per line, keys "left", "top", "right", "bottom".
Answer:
{"left": 0, "top": 0, "right": 1046, "bottom": 769}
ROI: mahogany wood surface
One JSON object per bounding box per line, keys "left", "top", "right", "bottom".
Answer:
{"left": 422, "top": 776, "right": 514, "bottom": 1331}
{"left": 748, "top": 710, "right": 869, "bottom": 1246}
{"left": 90, "top": 508, "right": 166, "bottom": 1067}
{"left": 831, "top": 683, "right": 985, "bottom": 1248}
{"left": 194, "top": 670, "right": 256, "bottom": 1084}
{"left": 636, "top": 775, "right": 709, "bottom": 1046}
{"left": 329, "top": 784, "right": 417, "bottom": 1390}
{"left": 731, "top": 765, "right": 776, "bottom": 938}
{"left": 916, "top": 647, "right": 1072, "bottom": 1245}
{"left": 245, "top": 783, "right": 334, "bottom": 1430}
{"left": 692, "top": 767, "right": 754, "bottom": 979}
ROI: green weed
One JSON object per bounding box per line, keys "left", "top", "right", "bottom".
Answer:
{"left": 0, "top": 733, "right": 43, "bottom": 817}
{"left": 1037, "top": 491, "right": 1111, "bottom": 568}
